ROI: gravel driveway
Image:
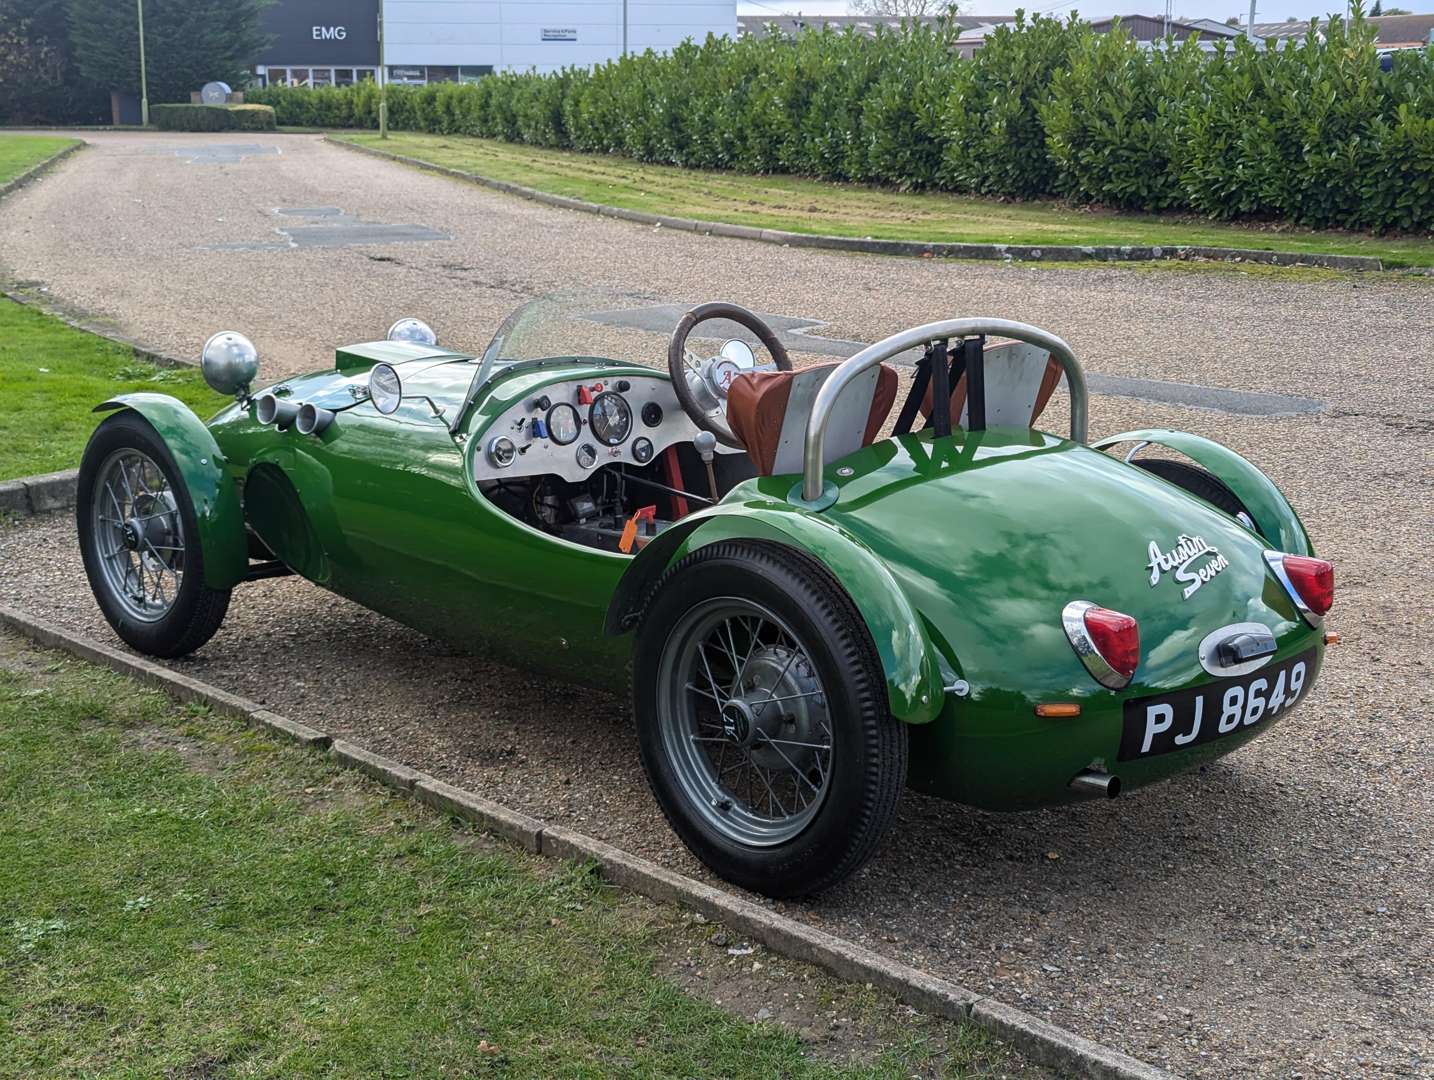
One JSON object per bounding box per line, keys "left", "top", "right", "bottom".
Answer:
{"left": 3, "top": 131, "right": 1432, "bottom": 1079}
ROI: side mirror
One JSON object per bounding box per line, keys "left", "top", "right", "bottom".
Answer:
{"left": 369, "top": 363, "right": 403, "bottom": 415}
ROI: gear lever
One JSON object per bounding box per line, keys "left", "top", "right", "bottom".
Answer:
{"left": 694, "top": 430, "right": 720, "bottom": 503}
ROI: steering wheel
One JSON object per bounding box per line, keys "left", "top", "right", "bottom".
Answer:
{"left": 668, "top": 302, "right": 792, "bottom": 449}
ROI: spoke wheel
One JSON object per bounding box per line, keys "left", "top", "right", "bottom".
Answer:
{"left": 658, "top": 598, "right": 833, "bottom": 847}
{"left": 78, "top": 410, "right": 231, "bottom": 659}
{"left": 634, "top": 540, "right": 907, "bottom": 899}
{"left": 90, "top": 449, "right": 186, "bottom": 623}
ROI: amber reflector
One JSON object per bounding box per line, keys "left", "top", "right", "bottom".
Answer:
{"left": 1035, "top": 703, "right": 1082, "bottom": 718}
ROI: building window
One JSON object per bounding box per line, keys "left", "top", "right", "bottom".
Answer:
{"left": 259, "top": 66, "right": 378, "bottom": 88}
{"left": 388, "top": 66, "right": 425, "bottom": 84}
{"left": 459, "top": 66, "right": 494, "bottom": 82}
{"left": 426, "top": 66, "right": 460, "bottom": 83}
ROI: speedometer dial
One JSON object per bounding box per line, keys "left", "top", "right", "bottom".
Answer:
{"left": 588, "top": 391, "right": 633, "bottom": 447}
{"left": 547, "top": 402, "right": 580, "bottom": 445}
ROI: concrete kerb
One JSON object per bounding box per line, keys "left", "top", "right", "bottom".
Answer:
{"left": 0, "top": 470, "right": 78, "bottom": 518}
{"left": 326, "top": 135, "right": 1383, "bottom": 273}
{"left": 0, "top": 603, "right": 1182, "bottom": 1080}
{"left": 0, "top": 140, "right": 85, "bottom": 203}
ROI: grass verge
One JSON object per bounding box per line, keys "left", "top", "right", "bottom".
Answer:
{"left": 334, "top": 132, "right": 1434, "bottom": 269}
{"left": 0, "top": 134, "right": 78, "bottom": 187}
{"left": 0, "top": 631, "right": 1038, "bottom": 1079}
{"left": 0, "top": 298, "right": 224, "bottom": 481}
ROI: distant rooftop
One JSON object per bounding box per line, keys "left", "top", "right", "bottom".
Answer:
{"left": 1252, "top": 12, "right": 1434, "bottom": 45}
{"left": 736, "top": 14, "right": 1014, "bottom": 38}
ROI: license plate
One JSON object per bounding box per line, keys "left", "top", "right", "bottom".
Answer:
{"left": 1118, "top": 649, "right": 1316, "bottom": 761}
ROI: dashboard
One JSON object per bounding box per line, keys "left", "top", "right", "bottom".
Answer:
{"left": 471, "top": 374, "right": 738, "bottom": 483}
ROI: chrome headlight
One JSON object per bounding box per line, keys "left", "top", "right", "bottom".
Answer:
{"left": 387, "top": 317, "right": 437, "bottom": 346}
{"left": 369, "top": 363, "right": 402, "bottom": 415}
{"left": 200, "top": 331, "right": 259, "bottom": 396}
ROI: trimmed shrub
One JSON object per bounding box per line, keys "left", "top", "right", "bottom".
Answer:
{"left": 1042, "top": 25, "right": 1203, "bottom": 209}
{"left": 151, "top": 102, "right": 275, "bottom": 131}
{"left": 226, "top": 103, "right": 276, "bottom": 131}
{"left": 152, "top": 103, "right": 232, "bottom": 131}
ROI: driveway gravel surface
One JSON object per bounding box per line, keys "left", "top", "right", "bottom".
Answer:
{"left": 3, "top": 131, "right": 1432, "bottom": 1079}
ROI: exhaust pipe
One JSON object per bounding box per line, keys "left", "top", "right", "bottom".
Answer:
{"left": 1070, "top": 769, "right": 1121, "bottom": 799}
{"left": 296, "top": 403, "right": 335, "bottom": 436}
{"left": 255, "top": 392, "right": 300, "bottom": 431}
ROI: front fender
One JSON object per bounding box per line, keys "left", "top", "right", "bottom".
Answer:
{"left": 95, "top": 393, "right": 248, "bottom": 589}
{"left": 606, "top": 501, "right": 945, "bottom": 724}
{"left": 1095, "top": 428, "right": 1313, "bottom": 556}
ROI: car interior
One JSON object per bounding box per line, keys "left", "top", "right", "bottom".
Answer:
{"left": 474, "top": 304, "right": 1064, "bottom": 555}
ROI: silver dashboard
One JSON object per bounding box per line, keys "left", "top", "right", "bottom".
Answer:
{"left": 472, "top": 374, "right": 739, "bottom": 483}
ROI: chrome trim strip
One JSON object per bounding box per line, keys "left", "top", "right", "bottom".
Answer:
{"left": 1061, "top": 599, "right": 1132, "bottom": 690}
{"left": 802, "top": 318, "right": 1088, "bottom": 502}
{"left": 1263, "top": 550, "right": 1324, "bottom": 628}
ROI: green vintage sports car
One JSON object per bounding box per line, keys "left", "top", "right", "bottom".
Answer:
{"left": 77, "top": 295, "right": 1335, "bottom": 897}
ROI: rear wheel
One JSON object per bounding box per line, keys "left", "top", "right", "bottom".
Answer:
{"left": 77, "top": 411, "right": 230, "bottom": 658}
{"left": 1135, "top": 458, "right": 1254, "bottom": 524}
{"left": 634, "top": 541, "right": 906, "bottom": 898}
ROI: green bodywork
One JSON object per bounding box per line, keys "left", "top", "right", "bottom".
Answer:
{"left": 95, "top": 393, "right": 249, "bottom": 589}
{"left": 97, "top": 346, "right": 1325, "bottom": 810}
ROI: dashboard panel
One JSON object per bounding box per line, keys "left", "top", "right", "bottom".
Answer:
{"left": 472, "top": 374, "right": 739, "bottom": 483}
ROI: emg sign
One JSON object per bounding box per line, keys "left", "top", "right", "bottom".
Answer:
{"left": 256, "top": 0, "right": 378, "bottom": 66}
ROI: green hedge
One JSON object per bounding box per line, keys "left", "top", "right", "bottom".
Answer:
{"left": 151, "top": 102, "right": 276, "bottom": 132}
{"left": 246, "top": 14, "right": 1434, "bottom": 232}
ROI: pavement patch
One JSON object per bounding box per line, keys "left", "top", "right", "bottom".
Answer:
{"left": 585, "top": 303, "right": 1325, "bottom": 417}
{"left": 144, "top": 143, "right": 280, "bottom": 165}
{"left": 209, "top": 206, "right": 449, "bottom": 252}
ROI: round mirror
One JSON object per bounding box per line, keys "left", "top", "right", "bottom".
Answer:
{"left": 369, "top": 363, "right": 403, "bottom": 415}
{"left": 387, "top": 318, "right": 437, "bottom": 346}
{"left": 200, "top": 331, "right": 259, "bottom": 396}
{"left": 718, "top": 338, "right": 756, "bottom": 369}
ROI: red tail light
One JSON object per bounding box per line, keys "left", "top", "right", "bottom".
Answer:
{"left": 1062, "top": 601, "right": 1141, "bottom": 689}
{"left": 1280, "top": 554, "right": 1334, "bottom": 617}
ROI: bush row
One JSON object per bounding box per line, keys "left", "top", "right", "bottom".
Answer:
{"left": 246, "top": 14, "right": 1434, "bottom": 233}
{"left": 152, "top": 102, "right": 275, "bottom": 131}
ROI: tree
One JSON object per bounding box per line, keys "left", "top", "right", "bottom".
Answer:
{"left": 849, "top": 0, "right": 959, "bottom": 16}
{"left": 1370, "top": 0, "right": 1381, "bottom": 14}
{"left": 67, "top": 0, "right": 270, "bottom": 104}
{"left": 0, "top": 0, "right": 105, "bottom": 124}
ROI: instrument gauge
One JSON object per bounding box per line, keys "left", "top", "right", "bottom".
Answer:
{"left": 575, "top": 443, "right": 598, "bottom": 470}
{"left": 641, "top": 401, "right": 663, "bottom": 428}
{"left": 589, "top": 391, "right": 633, "bottom": 447}
{"left": 632, "top": 437, "right": 654, "bottom": 465}
{"left": 546, "top": 402, "right": 580, "bottom": 445}
{"left": 487, "top": 436, "right": 517, "bottom": 468}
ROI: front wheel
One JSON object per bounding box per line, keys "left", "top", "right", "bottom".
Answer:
{"left": 634, "top": 541, "right": 906, "bottom": 898}
{"left": 77, "top": 410, "right": 230, "bottom": 658}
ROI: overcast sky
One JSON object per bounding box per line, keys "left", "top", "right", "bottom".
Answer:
{"left": 736, "top": 0, "right": 1432, "bottom": 26}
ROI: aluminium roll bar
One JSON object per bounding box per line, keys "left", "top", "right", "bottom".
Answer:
{"left": 801, "top": 318, "right": 1089, "bottom": 502}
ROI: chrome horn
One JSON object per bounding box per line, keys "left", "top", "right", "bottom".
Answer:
{"left": 255, "top": 391, "right": 301, "bottom": 431}
{"left": 296, "top": 403, "right": 335, "bottom": 436}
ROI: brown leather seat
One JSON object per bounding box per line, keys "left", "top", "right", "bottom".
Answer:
{"left": 919, "top": 356, "right": 1064, "bottom": 427}
{"left": 727, "top": 363, "right": 898, "bottom": 476}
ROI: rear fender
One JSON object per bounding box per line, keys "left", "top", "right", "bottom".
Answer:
{"left": 606, "top": 503, "right": 945, "bottom": 724}
{"left": 1096, "top": 428, "right": 1313, "bottom": 556}
{"left": 95, "top": 393, "right": 248, "bottom": 589}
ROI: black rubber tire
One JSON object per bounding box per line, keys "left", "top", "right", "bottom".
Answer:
{"left": 634, "top": 540, "right": 907, "bottom": 898}
{"left": 76, "top": 410, "right": 231, "bottom": 659}
{"left": 1135, "top": 458, "right": 1253, "bottom": 522}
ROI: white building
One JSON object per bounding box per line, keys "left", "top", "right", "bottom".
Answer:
{"left": 256, "top": 1, "right": 737, "bottom": 87}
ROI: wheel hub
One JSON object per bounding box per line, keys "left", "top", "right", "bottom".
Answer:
{"left": 723, "top": 644, "right": 826, "bottom": 772}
